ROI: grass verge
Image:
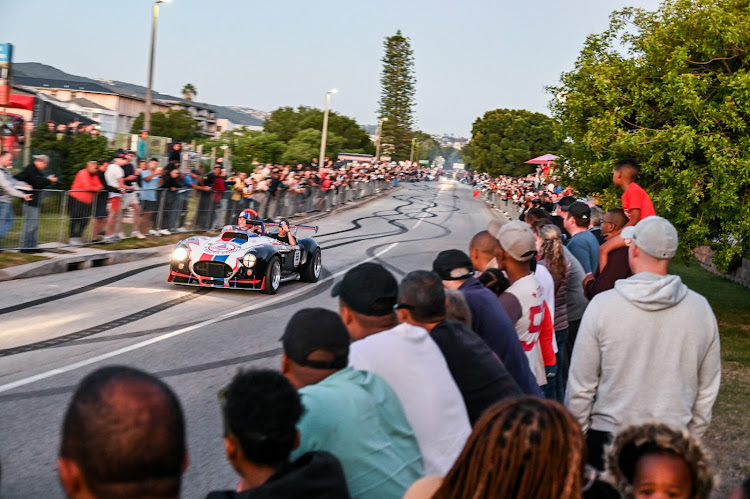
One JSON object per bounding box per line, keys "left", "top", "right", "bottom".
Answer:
{"left": 95, "top": 232, "right": 213, "bottom": 251}
{"left": 0, "top": 252, "right": 49, "bottom": 270}
{"left": 669, "top": 260, "right": 750, "bottom": 496}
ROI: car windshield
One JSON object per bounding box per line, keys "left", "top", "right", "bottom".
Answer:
{"left": 221, "top": 232, "right": 249, "bottom": 242}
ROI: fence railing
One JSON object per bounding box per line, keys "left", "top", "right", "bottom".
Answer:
{"left": 0, "top": 180, "right": 394, "bottom": 250}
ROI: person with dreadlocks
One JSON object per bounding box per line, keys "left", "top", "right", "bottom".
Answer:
{"left": 404, "top": 397, "right": 585, "bottom": 499}
{"left": 605, "top": 422, "right": 715, "bottom": 499}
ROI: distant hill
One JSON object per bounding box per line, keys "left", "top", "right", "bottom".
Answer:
{"left": 13, "top": 62, "right": 266, "bottom": 126}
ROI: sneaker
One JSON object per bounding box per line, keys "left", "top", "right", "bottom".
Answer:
{"left": 69, "top": 238, "right": 83, "bottom": 246}
{"left": 102, "top": 235, "right": 115, "bottom": 242}
{"left": 176, "top": 227, "right": 188, "bottom": 233}
{"left": 159, "top": 229, "right": 172, "bottom": 236}
{"left": 148, "top": 229, "right": 160, "bottom": 236}
{"left": 132, "top": 231, "right": 146, "bottom": 239}
{"left": 117, "top": 232, "right": 126, "bottom": 240}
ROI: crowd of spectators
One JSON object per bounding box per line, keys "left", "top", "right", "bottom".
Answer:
{"left": 25, "top": 158, "right": 744, "bottom": 498}
{"left": 1, "top": 130, "right": 434, "bottom": 250}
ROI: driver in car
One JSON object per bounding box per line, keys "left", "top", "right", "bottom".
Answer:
{"left": 269, "top": 219, "right": 296, "bottom": 245}
{"left": 237, "top": 210, "right": 264, "bottom": 235}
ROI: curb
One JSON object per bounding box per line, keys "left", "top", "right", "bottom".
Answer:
{"left": 0, "top": 185, "right": 403, "bottom": 283}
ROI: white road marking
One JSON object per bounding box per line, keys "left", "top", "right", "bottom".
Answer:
{"left": 0, "top": 242, "right": 399, "bottom": 394}
{"left": 413, "top": 188, "right": 441, "bottom": 229}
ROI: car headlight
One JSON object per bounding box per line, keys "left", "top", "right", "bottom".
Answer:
{"left": 173, "top": 247, "right": 188, "bottom": 261}
{"left": 242, "top": 253, "right": 257, "bottom": 268}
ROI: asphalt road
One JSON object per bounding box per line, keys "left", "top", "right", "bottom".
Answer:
{"left": 0, "top": 181, "right": 500, "bottom": 498}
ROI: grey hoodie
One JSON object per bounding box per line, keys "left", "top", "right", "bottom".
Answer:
{"left": 565, "top": 272, "right": 721, "bottom": 438}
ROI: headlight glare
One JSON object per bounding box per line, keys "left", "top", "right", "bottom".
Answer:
{"left": 242, "top": 253, "right": 257, "bottom": 268}
{"left": 173, "top": 247, "right": 188, "bottom": 261}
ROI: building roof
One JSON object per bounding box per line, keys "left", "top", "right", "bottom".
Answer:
{"left": 13, "top": 76, "right": 116, "bottom": 94}
{"left": 68, "top": 97, "right": 113, "bottom": 111}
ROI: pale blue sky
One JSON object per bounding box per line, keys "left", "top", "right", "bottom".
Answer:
{"left": 3, "top": 0, "right": 661, "bottom": 136}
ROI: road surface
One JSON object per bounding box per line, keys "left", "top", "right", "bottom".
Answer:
{"left": 0, "top": 181, "right": 499, "bottom": 498}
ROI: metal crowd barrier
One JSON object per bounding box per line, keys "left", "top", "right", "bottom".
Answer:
{"left": 0, "top": 180, "right": 394, "bottom": 250}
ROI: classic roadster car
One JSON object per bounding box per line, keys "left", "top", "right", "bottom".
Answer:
{"left": 167, "top": 219, "right": 321, "bottom": 294}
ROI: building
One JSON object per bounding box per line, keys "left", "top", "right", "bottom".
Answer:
{"left": 13, "top": 76, "right": 217, "bottom": 137}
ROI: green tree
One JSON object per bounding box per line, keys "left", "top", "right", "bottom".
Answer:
{"left": 200, "top": 128, "right": 287, "bottom": 171}
{"left": 131, "top": 109, "right": 201, "bottom": 142}
{"left": 378, "top": 30, "right": 416, "bottom": 160}
{"left": 263, "top": 106, "right": 374, "bottom": 154}
{"left": 62, "top": 133, "right": 111, "bottom": 188}
{"left": 463, "top": 109, "right": 561, "bottom": 176}
{"left": 549, "top": 0, "right": 750, "bottom": 269}
{"left": 181, "top": 83, "right": 197, "bottom": 101}
{"left": 281, "top": 128, "right": 344, "bottom": 165}
{"left": 412, "top": 131, "right": 442, "bottom": 163}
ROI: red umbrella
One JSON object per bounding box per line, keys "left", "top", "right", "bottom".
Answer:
{"left": 524, "top": 154, "right": 559, "bottom": 164}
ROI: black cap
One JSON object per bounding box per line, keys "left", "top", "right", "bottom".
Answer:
{"left": 432, "top": 249, "right": 474, "bottom": 281}
{"left": 567, "top": 201, "right": 591, "bottom": 220}
{"left": 331, "top": 262, "right": 397, "bottom": 316}
{"left": 281, "top": 308, "right": 350, "bottom": 369}
{"left": 557, "top": 195, "right": 577, "bottom": 211}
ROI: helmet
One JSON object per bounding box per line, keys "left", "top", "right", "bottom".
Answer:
{"left": 238, "top": 209, "right": 259, "bottom": 223}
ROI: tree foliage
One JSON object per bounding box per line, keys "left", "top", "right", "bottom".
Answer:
{"left": 181, "top": 83, "right": 197, "bottom": 101}
{"left": 263, "top": 106, "right": 374, "bottom": 155}
{"left": 199, "top": 106, "right": 373, "bottom": 171}
{"left": 131, "top": 109, "right": 202, "bottom": 142}
{"left": 549, "top": 0, "right": 750, "bottom": 268}
{"left": 462, "top": 109, "right": 561, "bottom": 176}
{"left": 378, "top": 30, "right": 416, "bottom": 160}
{"left": 30, "top": 125, "right": 112, "bottom": 188}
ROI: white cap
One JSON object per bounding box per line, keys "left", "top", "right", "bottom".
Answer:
{"left": 621, "top": 216, "right": 678, "bottom": 260}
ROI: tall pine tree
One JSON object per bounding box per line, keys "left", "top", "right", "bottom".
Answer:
{"left": 378, "top": 30, "right": 416, "bottom": 161}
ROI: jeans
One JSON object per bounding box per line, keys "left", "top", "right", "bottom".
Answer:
{"left": 0, "top": 201, "right": 14, "bottom": 238}
{"left": 20, "top": 204, "right": 40, "bottom": 249}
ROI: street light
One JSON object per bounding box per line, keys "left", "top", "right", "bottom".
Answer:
{"left": 144, "top": 0, "right": 166, "bottom": 132}
{"left": 410, "top": 137, "right": 417, "bottom": 163}
{"left": 374, "top": 117, "right": 388, "bottom": 164}
{"left": 318, "top": 88, "right": 338, "bottom": 170}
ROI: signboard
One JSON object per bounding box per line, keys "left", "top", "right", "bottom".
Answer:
{"left": 453, "top": 163, "right": 465, "bottom": 170}
{"left": 0, "top": 43, "right": 12, "bottom": 107}
{"left": 0, "top": 44, "right": 12, "bottom": 64}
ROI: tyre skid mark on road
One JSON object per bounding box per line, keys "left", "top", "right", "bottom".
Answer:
{"left": 43, "top": 275, "right": 335, "bottom": 349}
{"left": 0, "top": 288, "right": 212, "bottom": 358}
{"left": 0, "top": 262, "right": 166, "bottom": 316}
{"left": 0, "top": 243, "right": 399, "bottom": 394}
{"left": 0, "top": 347, "right": 285, "bottom": 402}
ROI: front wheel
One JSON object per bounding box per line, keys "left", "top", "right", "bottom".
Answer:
{"left": 300, "top": 248, "right": 322, "bottom": 283}
{"left": 261, "top": 256, "right": 281, "bottom": 294}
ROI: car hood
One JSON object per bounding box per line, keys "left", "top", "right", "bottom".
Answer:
{"left": 182, "top": 234, "right": 280, "bottom": 271}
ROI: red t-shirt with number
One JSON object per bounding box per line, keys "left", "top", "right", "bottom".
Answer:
{"left": 622, "top": 182, "right": 656, "bottom": 220}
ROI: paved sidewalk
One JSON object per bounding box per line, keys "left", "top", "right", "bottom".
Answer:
{"left": 0, "top": 185, "right": 402, "bottom": 282}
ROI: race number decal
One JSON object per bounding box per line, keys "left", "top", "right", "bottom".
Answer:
{"left": 294, "top": 250, "right": 301, "bottom": 266}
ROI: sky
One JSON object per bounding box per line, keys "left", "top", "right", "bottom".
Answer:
{"left": 3, "top": 0, "right": 662, "bottom": 137}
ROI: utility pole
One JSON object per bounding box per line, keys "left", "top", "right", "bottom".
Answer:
{"left": 374, "top": 117, "right": 387, "bottom": 164}
{"left": 144, "top": 0, "right": 164, "bottom": 132}
{"left": 410, "top": 137, "right": 417, "bottom": 163}
{"left": 318, "top": 89, "right": 337, "bottom": 170}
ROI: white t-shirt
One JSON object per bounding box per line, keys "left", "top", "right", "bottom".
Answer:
{"left": 503, "top": 274, "right": 547, "bottom": 385}
{"left": 104, "top": 163, "right": 124, "bottom": 198}
{"left": 349, "top": 322, "right": 471, "bottom": 476}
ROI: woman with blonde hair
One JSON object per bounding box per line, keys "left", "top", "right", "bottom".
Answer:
{"left": 533, "top": 221, "right": 572, "bottom": 402}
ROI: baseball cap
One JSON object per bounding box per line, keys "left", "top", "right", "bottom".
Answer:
{"left": 490, "top": 220, "right": 537, "bottom": 262}
{"left": 281, "top": 308, "right": 350, "bottom": 369}
{"left": 114, "top": 151, "right": 127, "bottom": 160}
{"left": 33, "top": 154, "right": 50, "bottom": 163}
{"left": 567, "top": 201, "right": 591, "bottom": 221}
{"left": 621, "top": 216, "right": 678, "bottom": 259}
{"left": 557, "top": 195, "right": 577, "bottom": 211}
{"left": 332, "top": 262, "right": 398, "bottom": 316}
{"left": 487, "top": 218, "right": 508, "bottom": 240}
{"left": 432, "top": 249, "right": 474, "bottom": 281}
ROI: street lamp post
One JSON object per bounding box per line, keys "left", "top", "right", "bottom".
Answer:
{"left": 374, "top": 117, "right": 387, "bottom": 164}
{"left": 318, "top": 88, "right": 337, "bottom": 170}
{"left": 144, "top": 0, "right": 164, "bottom": 132}
{"left": 410, "top": 137, "right": 417, "bottom": 164}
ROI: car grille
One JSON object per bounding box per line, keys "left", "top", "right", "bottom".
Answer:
{"left": 193, "top": 261, "right": 233, "bottom": 278}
